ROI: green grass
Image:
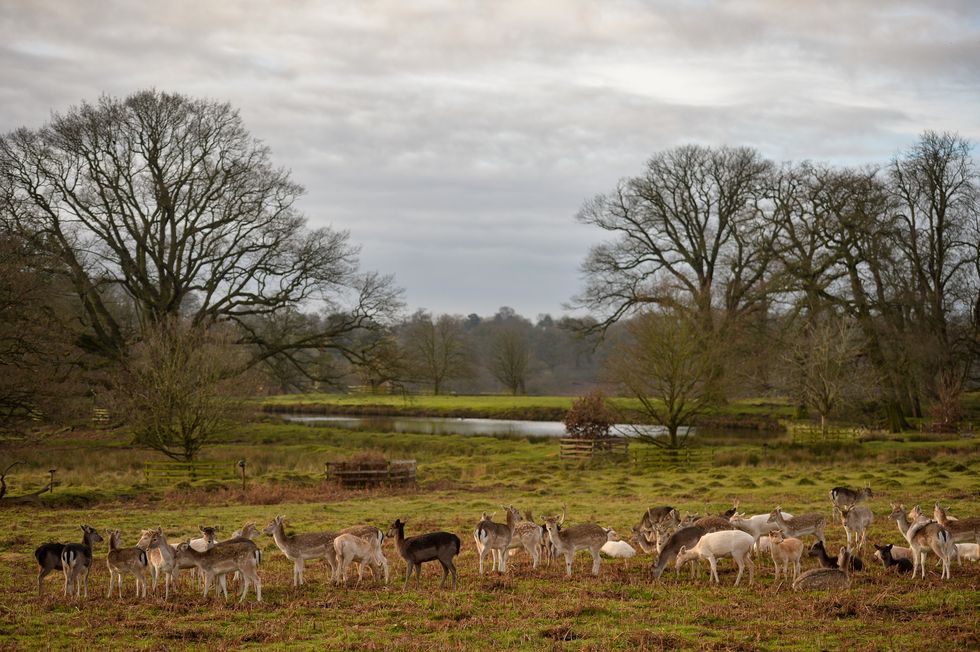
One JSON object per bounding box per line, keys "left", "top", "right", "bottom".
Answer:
{"left": 1, "top": 420, "right": 978, "bottom": 650}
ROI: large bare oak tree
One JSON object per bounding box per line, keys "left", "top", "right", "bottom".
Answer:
{"left": 0, "top": 90, "right": 399, "bottom": 380}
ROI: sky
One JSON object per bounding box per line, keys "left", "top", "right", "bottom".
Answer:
{"left": 2, "top": 1, "right": 979, "bottom": 319}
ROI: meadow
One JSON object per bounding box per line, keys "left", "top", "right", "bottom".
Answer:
{"left": 0, "top": 402, "right": 978, "bottom": 651}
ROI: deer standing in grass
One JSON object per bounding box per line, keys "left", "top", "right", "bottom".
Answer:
{"left": 35, "top": 526, "right": 103, "bottom": 596}
{"left": 829, "top": 485, "right": 872, "bottom": 511}
{"left": 263, "top": 515, "right": 337, "bottom": 586}
{"left": 674, "top": 530, "right": 755, "bottom": 586}
{"left": 333, "top": 532, "right": 388, "bottom": 585}
{"left": 136, "top": 527, "right": 177, "bottom": 599}
{"left": 767, "top": 507, "right": 826, "bottom": 545}
{"left": 768, "top": 530, "right": 803, "bottom": 581}
{"left": 388, "top": 519, "right": 460, "bottom": 590}
{"left": 888, "top": 504, "right": 951, "bottom": 580}
{"left": 61, "top": 525, "right": 104, "bottom": 598}
{"left": 507, "top": 510, "right": 546, "bottom": 569}
{"left": 933, "top": 503, "right": 980, "bottom": 546}
{"left": 474, "top": 505, "right": 522, "bottom": 574}
{"left": 174, "top": 539, "right": 262, "bottom": 602}
{"left": 542, "top": 512, "right": 608, "bottom": 577}
{"left": 834, "top": 505, "right": 873, "bottom": 551}
{"left": 105, "top": 530, "right": 149, "bottom": 598}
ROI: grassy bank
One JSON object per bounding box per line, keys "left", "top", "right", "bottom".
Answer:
{"left": 259, "top": 393, "right": 795, "bottom": 429}
{"left": 0, "top": 420, "right": 978, "bottom": 649}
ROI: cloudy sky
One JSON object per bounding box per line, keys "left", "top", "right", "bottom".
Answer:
{"left": 2, "top": 1, "right": 978, "bottom": 318}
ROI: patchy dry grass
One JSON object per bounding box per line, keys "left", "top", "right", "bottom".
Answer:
{"left": 1, "top": 421, "right": 979, "bottom": 650}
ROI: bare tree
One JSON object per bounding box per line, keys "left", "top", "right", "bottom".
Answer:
{"left": 0, "top": 90, "right": 399, "bottom": 380}
{"left": 573, "top": 145, "right": 776, "bottom": 333}
{"left": 401, "top": 311, "right": 470, "bottom": 395}
{"left": 114, "top": 319, "right": 254, "bottom": 461}
{"left": 487, "top": 327, "right": 530, "bottom": 395}
{"left": 606, "top": 310, "right": 723, "bottom": 448}
{"left": 784, "top": 316, "right": 873, "bottom": 435}
{"left": 890, "top": 131, "right": 979, "bottom": 417}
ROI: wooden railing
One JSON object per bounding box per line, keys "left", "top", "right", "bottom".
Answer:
{"left": 631, "top": 446, "right": 711, "bottom": 470}
{"left": 324, "top": 459, "right": 417, "bottom": 489}
{"left": 92, "top": 408, "right": 110, "bottom": 428}
{"left": 144, "top": 460, "right": 233, "bottom": 484}
{"left": 791, "top": 426, "right": 862, "bottom": 446}
{"left": 559, "top": 437, "right": 629, "bottom": 460}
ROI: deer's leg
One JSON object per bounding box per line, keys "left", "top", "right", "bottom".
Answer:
{"left": 438, "top": 559, "right": 450, "bottom": 588}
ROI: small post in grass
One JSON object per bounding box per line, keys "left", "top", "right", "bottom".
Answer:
{"left": 238, "top": 459, "right": 247, "bottom": 491}
{"left": 48, "top": 468, "right": 56, "bottom": 493}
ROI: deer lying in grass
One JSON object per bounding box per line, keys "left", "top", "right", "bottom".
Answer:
{"left": 768, "top": 507, "right": 826, "bottom": 545}
{"left": 388, "top": 519, "right": 460, "bottom": 590}
{"left": 61, "top": 525, "right": 104, "bottom": 598}
{"left": 105, "top": 530, "right": 149, "bottom": 598}
{"left": 767, "top": 530, "right": 803, "bottom": 581}
{"left": 542, "top": 513, "right": 608, "bottom": 577}
{"left": 888, "top": 504, "right": 951, "bottom": 580}
{"left": 174, "top": 538, "right": 262, "bottom": 602}
{"left": 793, "top": 550, "right": 851, "bottom": 590}
{"left": 600, "top": 529, "right": 636, "bottom": 567}
{"left": 136, "top": 527, "right": 177, "bottom": 599}
{"left": 834, "top": 505, "right": 873, "bottom": 551}
{"left": 474, "top": 505, "right": 521, "bottom": 574}
{"left": 933, "top": 503, "right": 980, "bottom": 545}
{"left": 333, "top": 533, "right": 388, "bottom": 585}
{"left": 873, "top": 543, "right": 914, "bottom": 574}
{"left": 263, "top": 515, "right": 337, "bottom": 586}
{"left": 675, "top": 530, "right": 755, "bottom": 586}
{"left": 830, "top": 485, "right": 872, "bottom": 511}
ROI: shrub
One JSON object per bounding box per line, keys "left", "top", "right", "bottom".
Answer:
{"left": 562, "top": 390, "right": 615, "bottom": 439}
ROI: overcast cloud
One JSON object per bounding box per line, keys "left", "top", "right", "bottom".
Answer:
{"left": 2, "top": 0, "right": 979, "bottom": 318}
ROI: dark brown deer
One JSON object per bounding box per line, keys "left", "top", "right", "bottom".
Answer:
{"left": 387, "top": 519, "right": 460, "bottom": 590}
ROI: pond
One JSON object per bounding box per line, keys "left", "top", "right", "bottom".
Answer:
{"left": 279, "top": 414, "right": 685, "bottom": 439}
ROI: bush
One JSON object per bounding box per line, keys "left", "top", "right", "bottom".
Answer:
{"left": 563, "top": 390, "right": 615, "bottom": 439}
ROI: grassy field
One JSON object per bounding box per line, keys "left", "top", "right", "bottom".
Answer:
{"left": 0, "top": 419, "right": 978, "bottom": 650}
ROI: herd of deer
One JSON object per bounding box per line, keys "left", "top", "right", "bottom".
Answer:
{"left": 33, "top": 485, "right": 980, "bottom": 602}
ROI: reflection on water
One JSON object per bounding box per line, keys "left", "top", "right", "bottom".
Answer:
{"left": 280, "top": 414, "right": 684, "bottom": 439}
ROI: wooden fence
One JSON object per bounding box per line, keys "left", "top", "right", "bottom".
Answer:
{"left": 92, "top": 408, "right": 110, "bottom": 428}
{"left": 631, "top": 446, "right": 712, "bottom": 470}
{"left": 144, "top": 460, "right": 233, "bottom": 484}
{"left": 559, "top": 437, "right": 629, "bottom": 460}
{"left": 324, "top": 459, "right": 417, "bottom": 489}
{"left": 791, "top": 426, "right": 862, "bottom": 446}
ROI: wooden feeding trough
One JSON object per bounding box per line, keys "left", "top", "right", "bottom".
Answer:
{"left": 325, "top": 458, "right": 417, "bottom": 489}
